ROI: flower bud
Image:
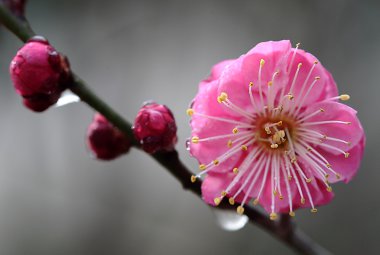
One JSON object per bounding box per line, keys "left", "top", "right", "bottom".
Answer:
{"left": 133, "top": 102, "right": 177, "bottom": 153}
{"left": 87, "top": 113, "right": 131, "bottom": 160}
{"left": 9, "top": 36, "right": 71, "bottom": 111}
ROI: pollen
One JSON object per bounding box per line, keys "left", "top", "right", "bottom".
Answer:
{"left": 191, "top": 136, "right": 199, "bottom": 144}
{"left": 229, "top": 197, "right": 235, "bottom": 205}
{"left": 199, "top": 164, "right": 206, "bottom": 170}
{"left": 269, "top": 213, "right": 278, "bottom": 221}
{"left": 214, "top": 197, "right": 221, "bottom": 206}
{"left": 237, "top": 206, "right": 245, "bottom": 215}
{"left": 311, "top": 208, "right": 318, "bottom": 213}
{"left": 217, "top": 92, "right": 228, "bottom": 103}
{"left": 186, "top": 108, "right": 194, "bottom": 116}
{"left": 260, "top": 59, "right": 265, "bottom": 67}
{"left": 232, "top": 167, "right": 239, "bottom": 174}
{"left": 190, "top": 175, "right": 197, "bottom": 183}
{"left": 340, "top": 94, "right": 350, "bottom": 101}
{"left": 232, "top": 127, "right": 239, "bottom": 134}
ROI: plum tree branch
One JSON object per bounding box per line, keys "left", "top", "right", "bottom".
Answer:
{"left": 0, "top": 4, "right": 332, "bottom": 255}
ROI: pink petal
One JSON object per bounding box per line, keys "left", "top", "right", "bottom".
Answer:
{"left": 300, "top": 101, "right": 365, "bottom": 154}
{"left": 201, "top": 172, "right": 244, "bottom": 206}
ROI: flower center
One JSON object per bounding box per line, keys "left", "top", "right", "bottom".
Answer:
{"left": 255, "top": 115, "right": 296, "bottom": 152}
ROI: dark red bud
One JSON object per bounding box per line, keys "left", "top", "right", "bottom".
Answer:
{"left": 87, "top": 113, "right": 131, "bottom": 160}
{"left": 133, "top": 102, "right": 177, "bottom": 154}
{"left": 9, "top": 36, "right": 71, "bottom": 112}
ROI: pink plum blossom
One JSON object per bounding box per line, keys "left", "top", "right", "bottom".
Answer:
{"left": 187, "top": 40, "right": 365, "bottom": 219}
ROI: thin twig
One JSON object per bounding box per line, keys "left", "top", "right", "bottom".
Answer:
{"left": 0, "top": 4, "right": 333, "bottom": 255}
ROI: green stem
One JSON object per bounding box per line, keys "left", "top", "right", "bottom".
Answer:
{"left": 0, "top": 3, "right": 35, "bottom": 42}
{"left": 0, "top": 4, "right": 333, "bottom": 255}
{"left": 69, "top": 74, "right": 137, "bottom": 145}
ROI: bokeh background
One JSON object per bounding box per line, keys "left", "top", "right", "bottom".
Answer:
{"left": 0, "top": 0, "right": 378, "bottom": 254}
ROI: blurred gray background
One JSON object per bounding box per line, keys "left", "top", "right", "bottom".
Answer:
{"left": 0, "top": 0, "right": 378, "bottom": 254}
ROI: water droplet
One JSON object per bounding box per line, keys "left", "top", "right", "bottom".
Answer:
{"left": 212, "top": 209, "right": 249, "bottom": 231}
{"left": 185, "top": 138, "right": 191, "bottom": 151}
{"left": 55, "top": 91, "right": 80, "bottom": 107}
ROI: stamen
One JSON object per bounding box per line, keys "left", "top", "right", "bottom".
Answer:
{"left": 258, "top": 59, "right": 265, "bottom": 111}
{"left": 186, "top": 108, "right": 194, "bottom": 116}
{"left": 192, "top": 111, "right": 249, "bottom": 126}
{"left": 290, "top": 61, "right": 318, "bottom": 114}
{"left": 292, "top": 77, "right": 320, "bottom": 116}
{"left": 302, "top": 120, "right": 351, "bottom": 127}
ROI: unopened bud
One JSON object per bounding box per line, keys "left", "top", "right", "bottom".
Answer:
{"left": 87, "top": 113, "right": 131, "bottom": 160}
{"left": 9, "top": 36, "right": 71, "bottom": 111}
{"left": 133, "top": 102, "right": 177, "bottom": 153}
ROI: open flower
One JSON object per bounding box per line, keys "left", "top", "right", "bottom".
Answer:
{"left": 188, "top": 40, "right": 365, "bottom": 219}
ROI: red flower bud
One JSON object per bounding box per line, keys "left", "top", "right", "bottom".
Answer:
{"left": 9, "top": 36, "right": 71, "bottom": 111}
{"left": 133, "top": 102, "right": 177, "bottom": 153}
{"left": 87, "top": 113, "right": 131, "bottom": 160}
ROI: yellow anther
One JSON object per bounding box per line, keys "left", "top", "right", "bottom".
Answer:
{"left": 249, "top": 82, "right": 254, "bottom": 87}
{"left": 233, "top": 167, "right": 239, "bottom": 174}
{"left": 289, "top": 211, "right": 295, "bottom": 217}
{"left": 221, "top": 191, "right": 227, "bottom": 196}
{"left": 191, "top": 136, "right": 199, "bottom": 144}
{"left": 279, "top": 195, "right": 284, "bottom": 200}
{"left": 241, "top": 145, "right": 248, "bottom": 151}
{"left": 340, "top": 94, "right": 350, "bottom": 101}
{"left": 315, "top": 76, "right": 320, "bottom": 80}
{"left": 288, "top": 175, "right": 292, "bottom": 181}
{"left": 260, "top": 59, "right": 265, "bottom": 66}
{"left": 287, "top": 93, "right": 294, "bottom": 100}
{"left": 301, "top": 198, "right": 306, "bottom": 204}
{"left": 267, "top": 81, "right": 273, "bottom": 86}
{"left": 320, "top": 108, "right": 325, "bottom": 112}
{"left": 199, "top": 164, "right": 206, "bottom": 170}
{"left": 277, "top": 121, "right": 283, "bottom": 126}
{"left": 325, "top": 173, "right": 330, "bottom": 178}
{"left": 269, "top": 213, "right": 278, "bottom": 221}
{"left": 347, "top": 141, "right": 352, "bottom": 146}
{"left": 297, "top": 63, "right": 302, "bottom": 68}
{"left": 227, "top": 140, "right": 233, "bottom": 148}
{"left": 311, "top": 208, "right": 318, "bottom": 213}
{"left": 229, "top": 197, "right": 235, "bottom": 205}
{"left": 326, "top": 163, "right": 331, "bottom": 168}
{"left": 217, "top": 92, "right": 228, "bottom": 103}
{"left": 190, "top": 175, "right": 197, "bottom": 183}
{"left": 186, "top": 108, "right": 194, "bottom": 116}
{"left": 213, "top": 160, "right": 219, "bottom": 165}
{"left": 326, "top": 186, "right": 333, "bottom": 192}
{"left": 214, "top": 197, "right": 221, "bottom": 206}
{"left": 270, "top": 144, "right": 279, "bottom": 149}
{"left": 336, "top": 173, "right": 342, "bottom": 179}
{"left": 232, "top": 127, "right": 239, "bottom": 134}
{"left": 307, "top": 147, "right": 312, "bottom": 152}
{"left": 291, "top": 157, "right": 297, "bottom": 163}
{"left": 273, "top": 190, "right": 278, "bottom": 196}
{"left": 265, "top": 127, "right": 271, "bottom": 134}
{"left": 344, "top": 152, "right": 350, "bottom": 158}
{"left": 306, "top": 178, "right": 312, "bottom": 183}
{"left": 314, "top": 60, "right": 318, "bottom": 65}
{"left": 237, "top": 206, "right": 245, "bottom": 215}
{"left": 253, "top": 199, "right": 259, "bottom": 205}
